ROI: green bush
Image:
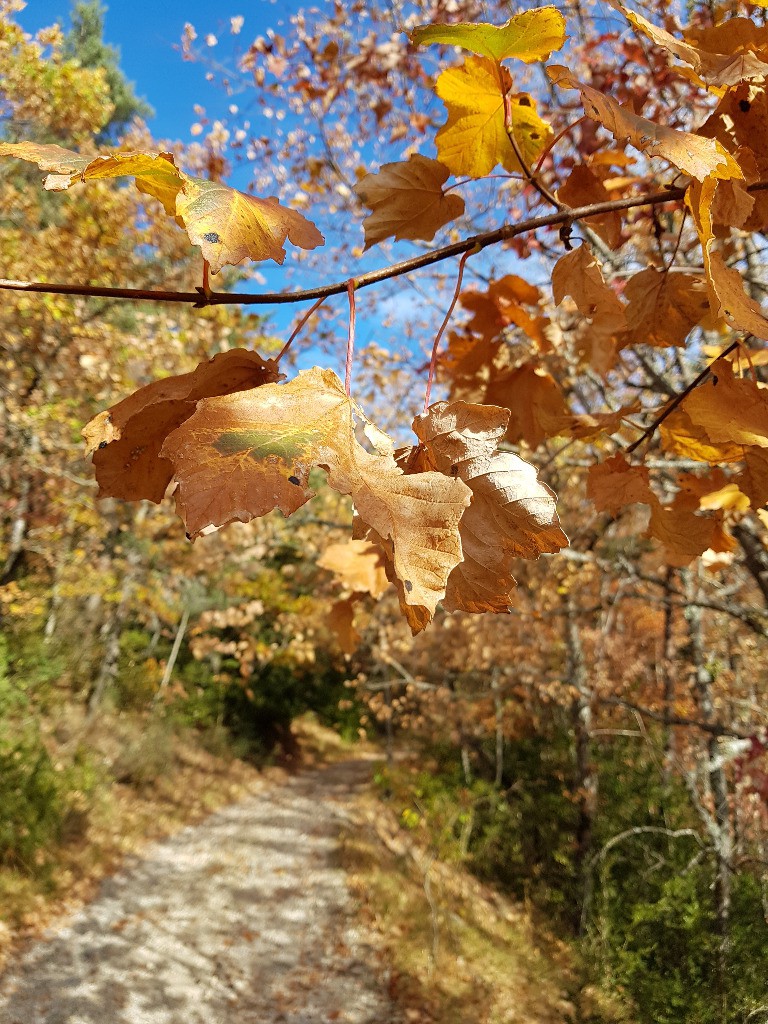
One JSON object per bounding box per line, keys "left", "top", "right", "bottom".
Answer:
{"left": 0, "top": 727, "right": 64, "bottom": 871}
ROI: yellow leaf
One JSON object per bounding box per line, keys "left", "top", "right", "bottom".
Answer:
{"left": 0, "top": 142, "right": 185, "bottom": 216}
{"left": 411, "top": 7, "right": 566, "bottom": 64}
{"left": 698, "top": 482, "right": 750, "bottom": 513}
{"left": 435, "top": 57, "right": 551, "bottom": 177}
{"left": 354, "top": 155, "right": 465, "bottom": 249}
{"left": 160, "top": 368, "right": 471, "bottom": 628}
{"left": 410, "top": 401, "right": 568, "bottom": 613}
{"left": 548, "top": 65, "right": 742, "bottom": 181}
{"left": 660, "top": 408, "right": 745, "bottom": 463}
{"left": 176, "top": 177, "right": 324, "bottom": 273}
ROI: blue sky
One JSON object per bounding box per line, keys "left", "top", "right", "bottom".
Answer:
{"left": 18, "top": 2, "right": 285, "bottom": 145}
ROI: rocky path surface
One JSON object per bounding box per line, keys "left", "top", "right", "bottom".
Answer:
{"left": 0, "top": 759, "right": 398, "bottom": 1024}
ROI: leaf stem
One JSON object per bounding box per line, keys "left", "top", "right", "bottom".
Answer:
{"left": 624, "top": 340, "right": 741, "bottom": 454}
{"left": 276, "top": 295, "right": 326, "bottom": 362}
{"left": 503, "top": 91, "right": 562, "bottom": 212}
{"left": 345, "top": 279, "right": 356, "bottom": 397}
{"left": 423, "top": 248, "right": 473, "bottom": 412}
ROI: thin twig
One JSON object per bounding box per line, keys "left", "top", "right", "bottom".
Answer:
{"left": 276, "top": 295, "right": 326, "bottom": 361}
{"left": 423, "top": 249, "right": 473, "bottom": 411}
{"left": 625, "top": 340, "right": 741, "bottom": 454}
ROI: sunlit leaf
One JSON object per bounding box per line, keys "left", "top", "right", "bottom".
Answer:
{"left": 411, "top": 7, "right": 566, "bottom": 64}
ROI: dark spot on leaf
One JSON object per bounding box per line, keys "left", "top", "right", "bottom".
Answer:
{"left": 98, "top": 440, "right": 109, "bottom": 449}
{"left": 530, "top": 132, "right": 540, "bottom": 140}
{"left": 404, "top": 580, "right": 413, "bottom": 593}
{"left": 185, "top": 532, "right": 192, "bottom": 541}
{"left": 450, "top": 465, "right": 458, "bottom": 476}
{"left": 288, "top": 475, "right": 300, "bottom": 485}
{"left": 203, "top": 231, "right": 220, "bottom": 243}
{"left": 740, "top": 99, "right": 751, "bottom": 112}
{"left": 712, "top": 375, "right": 719, "bottom": 386}
{"left": 518, "top": 96, "right": 531, "bottom": 107}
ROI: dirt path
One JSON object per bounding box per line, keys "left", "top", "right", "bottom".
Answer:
{"left": 0, "top": 759, "right": 399, "bottom": 1024}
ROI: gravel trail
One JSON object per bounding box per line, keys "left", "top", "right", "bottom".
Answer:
{"left": 0, "top": 759, "right": 398, "bottom": 1024}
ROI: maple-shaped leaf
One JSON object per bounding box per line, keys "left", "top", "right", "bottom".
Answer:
{"left": 548, "top": 65, "right": 742, "bottom": 182}
{"left": 83, "top": 349, "right": 283, "bottom": 503}
{"left": 176, "top": 177, "right": 325, "bottom": 273}
{"left": 159, "top": 368, "right": 471, "bottom": 626}
{"left": 609, "top": 0, "right": 768, "bottom": 87}
{"left": 587, "top": 454, "right": 652, "bottom": 515}
{"left": 317, "top": 539, "right": 389, "bottom": 598}
{"left": 458, "top": 274, "right": 549, "bottom": 347}
{"left": 0, "top": 143, "right": 185, "bottom": 216}
{"left": 624, "top": 268, "right": 710, "bottom": 348}
{"left": 353, "top": 155, "right": 465, "bottom": 249}
{"left": 411, "top": 7, "right": 566, "bottom": 64}
{"left": 435, "top": 58, "right": 551, "bottom": 178}
{"left": 410, "top": 401, "right": 568, "bottom": 613}
{"left": 682, "top": 358, "right": 768, "bottom": 448}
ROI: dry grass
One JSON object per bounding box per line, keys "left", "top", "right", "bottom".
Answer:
{"left": 340, "top": 765, "right": 630, "bottom": 1024}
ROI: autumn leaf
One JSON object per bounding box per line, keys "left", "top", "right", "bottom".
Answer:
{"left": 552, "top": 244, "right": 626, "bottom": 372}
{"left": 0, "top": 142, "right": 185, "bottom": 216}
{"left": 738, "top": 448, "right": 768, "bottom": 508}
{"left": 159, "top": 368, "right": 471, "bottom": 627}
{"left": 353, "top": 155, "right": 465, "bottom": 249}
{"left": 176, "top": 177, "right": 325, "bottom": 273}
{"left": 557, "top": 165, "right": 622, "bottom": 249}
{"left": 587, "top": 454, "right": 652, "bottom": 515}
{"left": 646, "top": 495, "right": 720, "bottom": 567}
{"left": 660, "top": 408, "right": 745, "bottom": 464}
{"left": 410, "top": 401, "right": 568, "bottom": 613}
{"left": 317, "top": 539, "right": 389, "bottom": 598}
{"left": 411, "top": 7, "right": 566, "bottom": 64}
{"left": 683, "top": 358, "right": 768, "bottom": 448}
{"left": 548, "top": 65, "right": 742, "bottom": 181}
{"left": 624, "top": 268, "right": 711, "bottom": 348}
{"left": 435, "top": 58, "right": 551, "bottom": 177}
{"left": 83, "top": 349, "right": 283, "bottom": 503}
{"left": 484, "top": 362, "right": 568, "bottom": 446}
{"left": 327, "top": 597, "right": 360, "bottom": 654}
{"left": 609, "top": 0, "right": 768, "bottom": 87}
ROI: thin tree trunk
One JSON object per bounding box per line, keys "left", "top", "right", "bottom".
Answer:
{"left": 684, "top": 571, "right": 733, "bottom": 997}
{"left": 661, "top": 567, "right": 677, "bottom": 780}
{"left": 153, "top": 605, "right": 190, "bottom": 705}
{"left": 566, "top": 594, "right": 596, "bottom": 933}
{"left": 491, "top": 667, "right": 504, "bottom": 789}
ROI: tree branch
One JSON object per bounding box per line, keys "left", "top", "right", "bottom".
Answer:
{"left": 5, "top": 181, "right": 768, "bottom": 308}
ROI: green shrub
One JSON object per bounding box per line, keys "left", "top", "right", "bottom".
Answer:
{"left": 0, "top": 727, "right": 64, "bottom": 871}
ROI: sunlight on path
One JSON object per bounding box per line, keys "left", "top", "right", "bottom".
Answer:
{"left": 0, "top": 760, "right": 397, "bottom": 1024}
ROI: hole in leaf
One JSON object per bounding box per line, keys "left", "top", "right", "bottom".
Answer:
{"left": 203, "top": 232, "right": 221, "bottom": 243}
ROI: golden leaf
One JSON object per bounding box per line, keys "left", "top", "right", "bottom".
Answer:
{"left": 660, "top": 408, "right": 745, "bottom": 463}
{"left": 435, "top": 58, "right": 551, "bottom": 178}
{"left": 159, "top": 368, "right": 471, "bottom": 627}
{"left": 84, "top": 349, "right": 282, "bottom": 503}
{"left": 646, "top": 495, "right": 719, "bottom": 567}
{"left": 410, "top": 401, "right": 568, "bottom": 613}
{"left": 484, "top": 362, "right": 568, "bottom": 447}
{"left": 411, "top": 7, "right": 566, "bottom": 63}
{"left": 317, "top": 540, "right": 389, "bottom": 598}
{"left": 0, "top": 142, "right": 185, "bottom": 216}
{"left": 738, "top": 448, "right": 768, "bottom": 508}
{"left": 354, "top": 155, "right": 465, "bottom": 249}
{"left": 548, "top": 65, "right": 742, "bottom": 181}
{"left": 176, "top": 177, "right": 324, "bottom": 273}
{"left": 327, "top": 598, "right": 360, "bottom": 655}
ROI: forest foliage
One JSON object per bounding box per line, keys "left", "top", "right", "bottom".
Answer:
{"left": 2, "top": 0, "right": 768, "bottom": 1020}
